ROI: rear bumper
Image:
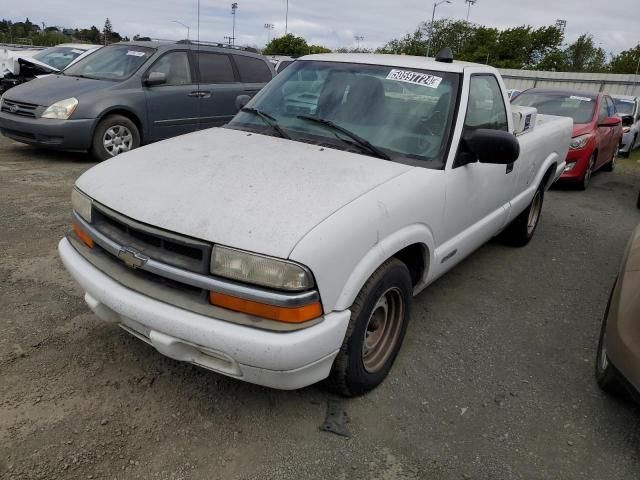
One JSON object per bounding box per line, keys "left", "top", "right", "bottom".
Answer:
{"left": 0, "top": 112, "right": 94, "bottom": 151}
{"left": 58, "top": 238, "right": 350, "bottom": 390}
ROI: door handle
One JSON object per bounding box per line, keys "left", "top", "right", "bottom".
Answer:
{"left": 188, "top": 91, "right": 211, "bottom": 98}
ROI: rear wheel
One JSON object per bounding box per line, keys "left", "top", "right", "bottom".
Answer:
{"left": 603, "top": 150, "right": 617, "bottom": 172}
{"left": 502, "top": 184, "right": 544, "bottom": 247}
{"left": 90, "top": 114, "right": 140, "bottom": 161}
{"left": 326, "top": 258, "right": 412, "bottom": 397}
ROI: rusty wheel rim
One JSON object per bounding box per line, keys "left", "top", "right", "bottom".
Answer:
{"left": 362, "top": 287, "right": 404, "bottom": 373}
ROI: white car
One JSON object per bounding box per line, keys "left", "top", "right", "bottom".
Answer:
{"left": 0, "top": 43, "right": 101, "bottom": 92}
{"left": 612, "top": 94, "right": 640, "bottom": 157}
{"left": 59, "top": 51, "right": 572, "bottom": 396}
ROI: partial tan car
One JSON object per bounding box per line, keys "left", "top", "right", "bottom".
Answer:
{"left": 596, "top": 225, "right": 640, "bottom": 400}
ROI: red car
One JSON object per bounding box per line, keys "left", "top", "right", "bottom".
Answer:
{"left": 512, "top": 89, "right": 623, "bottom": 189}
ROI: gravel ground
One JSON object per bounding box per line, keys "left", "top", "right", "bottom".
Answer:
{"left": 2, "top": 135, "right": 640, "bottom": 480}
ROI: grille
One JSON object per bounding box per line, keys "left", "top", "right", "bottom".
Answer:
{"left": 1, "top": 99, "right": 38, "bottom": 118}
{"left": 92, "top": 206, "right": 212, "bottom": 273}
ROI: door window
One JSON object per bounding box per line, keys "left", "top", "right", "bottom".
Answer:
{"left": 605, "top": 97, "right": 616, "bottom": 117}
{"left": 463, "top": 75, "right": 509, "bottom": 132}
{"left": 233, "top": 55, "right": 272, "bottom": 83}
{"left": 598, "top": 98, "right": 609, "bottom": 122}
{"left": 147, "top": 51, "right": 192, "bottom": 85}
{"left": 196, "top": 53, "right": 235, "bottom": 83}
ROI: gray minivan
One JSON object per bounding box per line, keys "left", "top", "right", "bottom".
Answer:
{"left": 0, "top": 41, "right": 275, "bottom": 160}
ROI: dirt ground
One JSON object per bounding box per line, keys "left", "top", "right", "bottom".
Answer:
{"left": 2, "top": 135, "right": 640, "bottom": 480}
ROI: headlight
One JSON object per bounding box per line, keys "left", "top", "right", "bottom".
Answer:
{"left": 211, "top": 245, "right": 314, "bottom": 291}
{"left": 71, "top": 187, "right": 92, "bottom": 222}
{"left": 41, "top": 97, "right": 78, "bottom": 119}
{"left": 624, "top": 127, "right": 631, "bottom": 133}
{"left": 569, "top": 134, "right": 591, "bottom": 150}
{"left": 564, "top": 161, "right": 576, "bottom": 172}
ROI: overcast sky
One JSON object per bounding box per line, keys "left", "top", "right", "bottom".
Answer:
{"left": 5, "top": 0, "right": 639, "bottom": 54}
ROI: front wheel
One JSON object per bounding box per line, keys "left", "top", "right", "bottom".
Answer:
{"left": 326, "top": 258, "right": 412, "bottom": 397}
{"left": 502, "top": 185, "right": 544, "bottom": 247}
{"left": 90, "top": 114, "right": 140, "bottom": 161}
{"left": 596, "top": 281, "right": 625, "bottom": 395}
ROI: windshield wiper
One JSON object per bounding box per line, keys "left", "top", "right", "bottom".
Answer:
{"left": 296, "top": 114, "right": 391, "bottom": 161}
{"left": 241, "top": 107, "right": 291, "bottom": 140}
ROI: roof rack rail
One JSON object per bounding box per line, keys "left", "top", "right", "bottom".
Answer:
{"left": 175, "top": 39, "right": 258, "bottom": 53}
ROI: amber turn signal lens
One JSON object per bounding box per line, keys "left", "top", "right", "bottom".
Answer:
{"left": 209, "top": 291, "right": 322, "bottom": 323}
{"left": 72, "top": 222, "right": 94, "bottom": 248}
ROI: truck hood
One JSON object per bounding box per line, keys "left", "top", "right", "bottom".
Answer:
{"left": 4, "top": 74, "right": 114, "bottom": 106}
{"left": 0, "top": 48, "right": 39, "bottom": 77}
{"left": 76, "top": 128, "right": 413, "bottom": 259}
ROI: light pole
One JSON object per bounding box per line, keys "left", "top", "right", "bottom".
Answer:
{"left": 354, "top": 35, "right": 364, "bottom": 51}
{"left": 171, "top": 20, "right": 190, "bottom": 40}
{"left": 285, "top": 0, "right": 289, "bottom": 35}
{"left": 231, "top": 2, "right": 238, "bottom": 47}
{"left": 264, "top": 23, "right": 274, "bottom": 45}
{"left": 426, "top": 0, "right": 450, "bottom": 58}
{"left": 465, "top": 0, "right": 477, "bottom": 22}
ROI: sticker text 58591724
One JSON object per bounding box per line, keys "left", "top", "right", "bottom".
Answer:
{"left": 386, "top": 69, "right": 443, "bottom": 89}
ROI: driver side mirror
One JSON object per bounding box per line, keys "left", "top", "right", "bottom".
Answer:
{"left": 235, "top": 94, "right": 251, "bottom": 112}
{"left": 144, "top": 72, "right": 166, "bottom": 87}
{"left": 456, "top": 129, "right": 520, "bottom": 167}
{"left": 599, "top": 116, "right": 621, "bottom": 128}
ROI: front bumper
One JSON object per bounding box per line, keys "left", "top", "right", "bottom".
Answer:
{"left": 0, "top": 111, "right": 95, "bottom": 151}
{"left": 58, "top": 237, "right": 350, "bottom": 390}
{"left": 619, "top": 131, "right": 635, "bottom": 154}
{"left": 559, "top": 146, "right": 592, "bottom": 182}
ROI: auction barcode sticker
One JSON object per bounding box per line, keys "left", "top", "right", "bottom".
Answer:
{"left": 126, "top": 50, "right": 147, "bottom": 57}
{"left": 570, "top": 95, "right": 592, "bottom": 102}
{"left": 386, "top": 69, "right": 443, "bottom": 89}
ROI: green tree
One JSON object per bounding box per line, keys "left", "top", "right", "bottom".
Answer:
{"left": 263, "top": 34, "right": 330, "bottom": 56}
{"left": 610, "top": 44, "right": 640, "bottom": 74}
{"left": 103, "top": 18, "right": 113, "bottom": 45}
{"left": 564, "top": 34, "right": 607, "bottom": 72}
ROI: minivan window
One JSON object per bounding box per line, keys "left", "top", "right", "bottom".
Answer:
{"left": 196, "top": 53, "right": 235, "bottom": 83}
{"left": 64, "top": 45, "right": 154, "bottom": 81}
{"left": 233, "top": 55, "right": 272, "bottom": 83}
{"left": 148, "top": 51, "right": 192, "bottom": 85}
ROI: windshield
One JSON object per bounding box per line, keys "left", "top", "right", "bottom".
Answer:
{"left": 613, "top": 98, "right": 636, "bottom": 116}
{"left": 32, "top": 46, "right": 87, "bottom": 70}
{"left": 64, "top": 45, "right": 154, "bottom": 81}
{"left": 512, "top": 91, "right": 597, "bottom": 124}
{"left": 227, "top": 60, "right": 460, "bottom": 168}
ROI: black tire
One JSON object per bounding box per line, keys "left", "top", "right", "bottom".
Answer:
{"left": 636, "top": 190, "right": 640, "bottom": 209}
{"left": 603, "top": 150, "right": 617, "bottom": 172}
{"left": 90, "top": 114, "right": 141, "bottom": 161}
{"left": 578, "top": 154, "right": 595, "bottom": 190}
{"left": 620, "top": 150, "right": 630, "bottom": 159}
{"left": 326, "top": 258, "right": 412, "bottom": 397}
{"left": 502, "top": 184, "right": 544, "bottom": 247}
{"left": 595, "top": 281, "right": 625, "bottom": 395}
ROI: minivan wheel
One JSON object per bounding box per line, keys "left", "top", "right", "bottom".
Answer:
{"left": 91, "top": 114, "right": 140, "bottom": 161}
{"left": 326, "top": 258, "right": 412, "bottom": 397}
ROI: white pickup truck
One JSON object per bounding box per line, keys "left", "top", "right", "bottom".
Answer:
{"left": 59, "top": 51, "right": 572, "bottom": 396}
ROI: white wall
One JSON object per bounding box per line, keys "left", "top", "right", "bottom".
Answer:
{"left": 499, "top": 68, "right": 640, "bottom": 96}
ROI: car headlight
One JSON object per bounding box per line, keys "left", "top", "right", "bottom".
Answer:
{"left": 623, "top": 127, "right": 631, "bottom": 133}
{"left": 569, "top": 134, "right": 591, "bottom": 150}
{"left": 71, "top": 187, "right": 92, "bottom": 222}
{"left": 41, "top": 97, "right": 78, "bottom": 119}
{"left": 211, "top": 245, "right": 314, "bottom": 291}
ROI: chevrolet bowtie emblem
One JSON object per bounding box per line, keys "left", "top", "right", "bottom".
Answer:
{"left": 117, "top": 247, "right": 149, "bottom": 269}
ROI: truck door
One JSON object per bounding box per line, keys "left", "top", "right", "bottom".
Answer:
{"left": 442, "top": 74, "right": 517, "bottom": 256}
